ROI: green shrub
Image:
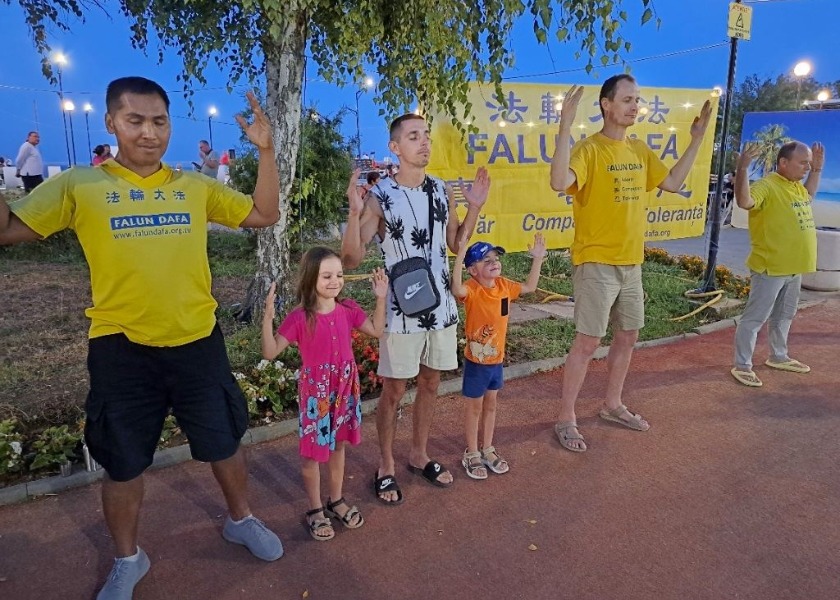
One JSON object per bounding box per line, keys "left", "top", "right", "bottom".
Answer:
{"left": 28, "top": 425, "right": 81, "bottom": 472}
{"left": 0, "top": 419, "right": 24, "bottom": 475}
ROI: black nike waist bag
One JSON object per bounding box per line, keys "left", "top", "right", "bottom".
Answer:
{"left": 389, "top": 256, "right": 441, "bottom": 318}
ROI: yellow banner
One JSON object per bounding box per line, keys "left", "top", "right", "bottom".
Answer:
{"left": 428, "top": 82, "right": 720, "bottom": 252}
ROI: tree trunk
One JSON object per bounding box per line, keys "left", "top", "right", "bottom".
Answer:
{"left": 239, "top": 12, "right": 307, "bottom": 323}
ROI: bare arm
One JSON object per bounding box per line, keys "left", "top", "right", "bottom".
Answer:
{"left": 448, "top": 167, "right": 491, "bottom": 253}
{"left": 355, "top": 268, "right": 389, "bottom": 338}
{"left": 237, "top": 91, "right": 281, "bottom": 228}
{"left": 734, "top": 145, "right": 760, "bottom": 210}
{"left": 659, "top": 100, "right": 712, "bottom": 193}
{"left": 805, "top": 142, "right": 825, "bottom": 198}
{"left": 450, "top": 232, "right": 470, "bottom": 299}
{"left": 0, "top": 200, "right": 41, "bottom": 245}
{"left": 261, "top": 282, "right": 291, "bottom": 359}
{"left": 204, "top": 153, "right": 220, "bottom": 169}
{"left": 341, "top": 169, "right": 382, "bottom": 269}
{"left": 550, "top": 85, "right": 584, "bottom": 192}
{"left": 520, "top": 233, "right": 547, "bottom": 295}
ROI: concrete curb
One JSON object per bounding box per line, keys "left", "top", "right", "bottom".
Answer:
{"left": 0, "top": 315, "right": 744, "bottom": 507}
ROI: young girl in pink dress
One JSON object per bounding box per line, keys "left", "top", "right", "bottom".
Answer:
{"left": 262, "top": 246, "right": 387, "bottom": 541}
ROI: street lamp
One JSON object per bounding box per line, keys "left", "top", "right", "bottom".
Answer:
{"left": 52, "top": 52, "right": 72, "bottom": 167}
{"left": 354, "top": 77, "right": 374, "bottom": 159}
{"left": 817, "top": 90, "right": 831, "bottom": 103}
{"left": 83, "top": 103, "right": 93, "bottom": 165}
{"left": 793, "top": 60, "right": 812, "bottom": 109}
{"left": 208, "top": 106, "right": 217, "bottom": 148}
{"left": 63, "top": 100, "right": 77, "bottom": 165}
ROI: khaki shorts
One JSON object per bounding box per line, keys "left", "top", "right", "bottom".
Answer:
{"left": 572, "top": 263, "right": 644, "bottom": 338}
{"left": 377, "top": 325, "right": 458, "bottom": 379}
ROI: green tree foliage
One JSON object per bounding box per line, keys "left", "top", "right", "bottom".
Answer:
{"left": 11, "top": 0, "right": 657, "bottom": 318}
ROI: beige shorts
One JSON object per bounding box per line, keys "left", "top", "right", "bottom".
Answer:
{"left": 377, "top": 325, "right": 458, "bottom": 379}
{"left": 572, "top": 263, "right": 644, "bottom": 338}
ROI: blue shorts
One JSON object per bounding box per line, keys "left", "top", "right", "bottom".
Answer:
{"left": 462, "top": 359, "right": 504, "bottom": 398}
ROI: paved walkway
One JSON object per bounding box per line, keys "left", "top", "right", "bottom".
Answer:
{"left": 1, "top": 298, "right": 838, "bottom": 600}
{"left": 647, "top": 225, "right": 751, "bottom": 276}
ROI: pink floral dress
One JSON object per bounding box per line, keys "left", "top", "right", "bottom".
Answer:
{"left": 278, "top": 299, "right": 365, "bottom": 462}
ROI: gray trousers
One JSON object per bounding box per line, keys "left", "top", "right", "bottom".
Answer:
{"left": 733, "top": 271, "right": 801, "bottom": 370}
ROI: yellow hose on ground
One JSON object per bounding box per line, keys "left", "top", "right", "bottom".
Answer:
{"left": 669, "top": 289, "right": 725, "bottom": 321}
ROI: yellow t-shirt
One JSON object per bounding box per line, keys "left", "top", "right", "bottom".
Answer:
{"left": 462, "top": 277, "right": 522, "bottom": 365}
{"left": 9, "top": 161, "right": 254, "bottom": 346}
{"left": 746, "top": 172, "right": 817, "bottom": 276}
{"left": 568, "top": 133, "right": 669, "bottom": 266}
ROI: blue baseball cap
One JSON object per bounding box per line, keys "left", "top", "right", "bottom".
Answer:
{"left": 464, "top": 241, "right": 506, "bottom": 267}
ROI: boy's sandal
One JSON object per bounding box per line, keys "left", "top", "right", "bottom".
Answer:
{"left": 731, "top": 368, "right": 763, "bottom": 387}
{"left": 555, "top": 421, "right": 587, "bottom": 452}
{"left": 304, "top": 507, "right": 335, "bottom": 541}
{"left": 325, "top": 497, "right": 365, "bottom": 529}
{"left": 480, "top": 445, "right": 509, "bottom": 474}
{"left": 598, "top": 404, "right": 650, "bottom": 431}
{"left": 461, "top": 450, "right": 488, "bottom": 480}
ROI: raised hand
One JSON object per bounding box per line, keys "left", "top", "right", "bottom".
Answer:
{"left": 462, "top": 167, "right": 491, "bottom": 209}
{"left": 346, "top": 168, "right": 364, "bottom": 216}
{"left": 736, "top": 143, "right": 760, "bottom": 171}
{"left": 811, "top": 142, "right": 825, "bottom": 171}
{"left": 371, "top": 268, "right": 389, "bottom": 298}
{"left": 557, "top": 85, "right": 585, "bottom": 129}
{"left": 264, "top": 282, "right": 277, "bottom": 322}
{"left": 528, "top": 232, "right": 547, "bottom": 260}
{"left": 235, "top": 91, "right": 274, "bottom": 151}
{"left": 690, "top": 99, "right": 713, "bottom": 140}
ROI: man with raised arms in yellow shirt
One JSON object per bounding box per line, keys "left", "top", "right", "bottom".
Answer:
{"left": 0, "top": 77, "right": 283, "bottom": 599}
{"left": 549, "top": 74, "right": 712, "bottom": 452}
{"left": 729, "top": 141, "right": 822, "bottom": 387}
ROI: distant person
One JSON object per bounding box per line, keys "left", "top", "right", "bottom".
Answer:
{"left": 261, "top": 248, "right": 388, "bottom": 540}
{"left": 15, "top": 131, "right": 44, "bottom": 193}
{"left": 92, "top": 145, "right": 107, "bottom": 166}
{"left": 549, "top": 74, "right": 712, "bottom": 452}
{"left": 357, "top": 171, "right": 380, "bottom": 199}
{"left": 451, "top": 232, "right": 546, "bottom": 480}
{"left": 729, "top": 141, "right": 822, "bottom": 387}
{"left": 0, "top": 76, "right": 283, "bottom": 600}
{"left": 197, "top": 139, "right": 219, "bottom": 178}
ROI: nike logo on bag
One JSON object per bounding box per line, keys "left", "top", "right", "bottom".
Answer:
{"left": 404, "top": 283, "right": 424, "bottom": 300}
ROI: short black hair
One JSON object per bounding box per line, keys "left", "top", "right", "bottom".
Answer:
{"left": 93, "top": 144, "right": 105, "bottom": 156}
{"left": 389, "top": 113, "right": 425, "bottom": 141}
{"left": 599, "top": 74, "right": 637, "bottom": 116}
{"left": 106, "top": 77, "right": 170, "bottom": 114}
{"left": 777, "top": 141, "right": 806, "bottom": 164}
{"left": 366, "top": 171, "right": 380, "bottom": 185}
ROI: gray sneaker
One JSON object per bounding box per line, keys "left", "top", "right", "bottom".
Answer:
{"left": 96, "top": 547, "right": 150, "bottom": 600}
{"left": 222, "top": 515, "right": 284, "bottom": 561}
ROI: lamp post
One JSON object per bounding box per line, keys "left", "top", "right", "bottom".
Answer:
{"left": 793, "top": 60, "right": 812, "bottom": 109}
{"left": 63, "top": 100, "right": 77, "bottom": 165}
{"left": 83, "top": 103, "right": 93, "bottom": 165}
{"left": 52, "top": 52, "right": 72, "bottom": 167}
{"left": 353, "top": 77, "right": 374, "bottom": 159}
{"left": 208, "top": 106, "right": 217, "bottom": 149}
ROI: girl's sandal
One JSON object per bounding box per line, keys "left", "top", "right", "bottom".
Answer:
{"left": 324, "top": 497, "right": 365, "bottom": 529}
{"left": 304, "top": 507, "right": 335, "bottom": 541}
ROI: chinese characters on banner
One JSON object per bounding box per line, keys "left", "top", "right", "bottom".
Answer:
{"left": 428, "top": 83, "right": 720, "bottom": 252}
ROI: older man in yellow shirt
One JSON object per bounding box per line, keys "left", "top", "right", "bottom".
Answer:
{"left": 730, "top": 140, "right": 823, "bottom": 387}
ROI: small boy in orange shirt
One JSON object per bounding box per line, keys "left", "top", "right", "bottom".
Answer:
{"left": 451, "top": 233, "right": 546, "bottom": 479}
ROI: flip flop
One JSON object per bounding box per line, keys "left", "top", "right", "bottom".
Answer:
{"left": 598, "top": 404, "right": 650, "bottom": 431}
{"left": 764, "top": 359, "right": 811, "bottom": 373}
{"left": 407, "top": 460, "right": 453, "bottom": 488}
{"left": 555, "top": 421, "right": 587, "bottom": 452}
{"left": 373, "top": 473, "right": 404, "bottom": 506}
{"left": 731, "top": 368, "right": 763, "bottom": 387}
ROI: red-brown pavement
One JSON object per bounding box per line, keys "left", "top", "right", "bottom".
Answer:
{"left": 1, "top": 301, "right": 839, "bottom": 600}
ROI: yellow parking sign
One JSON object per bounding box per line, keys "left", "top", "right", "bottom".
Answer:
{"left": 728, "top": 2, "right": 752, "bottom": 40}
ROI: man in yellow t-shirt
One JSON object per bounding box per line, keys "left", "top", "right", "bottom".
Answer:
{"left": 730, "top": 141, "right": 822, "bottom": 388}
{"left": 548, "top": 74, "right": 712, "bottom": 452}
{"left": 0, "top": 76, "right": 283, "bottom": 599}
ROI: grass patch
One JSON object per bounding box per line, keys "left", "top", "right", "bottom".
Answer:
{"left": 0, "top": 229, "right": 86, "bottom": 265}
{"left": 207, "top": 231, "right": 258, "bottom": 277}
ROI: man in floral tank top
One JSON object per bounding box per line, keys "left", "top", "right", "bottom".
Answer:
{"left": 341, "top": 114, "right": 490, "bottom": 503}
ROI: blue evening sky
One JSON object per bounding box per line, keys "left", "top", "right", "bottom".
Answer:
{"left": 0, "top": 0, "right": 837, "bottom": 168}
